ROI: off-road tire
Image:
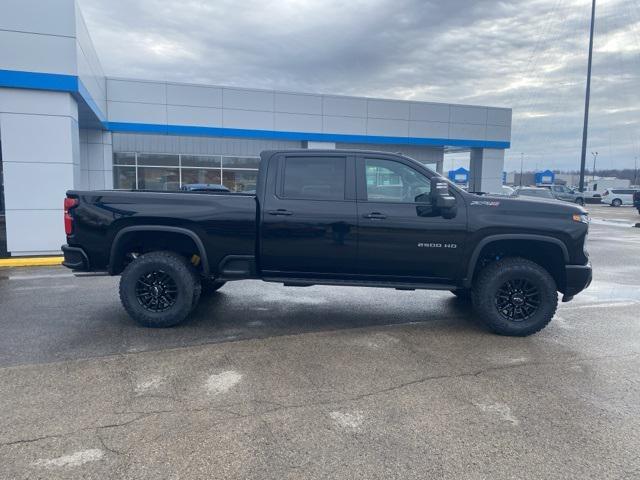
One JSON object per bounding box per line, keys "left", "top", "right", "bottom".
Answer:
{"left": 119, "top": 251, "right": 197, "bottom": 328}
{"left": 472, "top": 257, "right": 558, "bottom": 336}
{"left": 201, "top": 278, "right": 226, "bottom": 295}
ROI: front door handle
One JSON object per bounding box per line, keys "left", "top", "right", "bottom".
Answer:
{"left": 363, "top": 212, "right": 387, "bottom": 220}
{"left": 268, "top": 209, "right": 293, "bottom": 216}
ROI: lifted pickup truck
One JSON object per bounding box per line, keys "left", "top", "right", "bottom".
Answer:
{"left": 62, "top": 149, "right": 592, "bottom": 336}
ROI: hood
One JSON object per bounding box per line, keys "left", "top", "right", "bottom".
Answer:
{"left": 471, "top": 193, "right": 587, "bottom": 215}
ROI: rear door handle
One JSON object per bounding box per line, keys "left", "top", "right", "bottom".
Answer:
{"left": 363, "top": 212, "right": 387, "bottom": 220}
{"left": 268, "top": 209, "right": 293, "bottom": 216}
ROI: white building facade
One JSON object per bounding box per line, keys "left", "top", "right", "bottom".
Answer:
{"left": 0, "top": 0, "right": 512, "bottom": 256}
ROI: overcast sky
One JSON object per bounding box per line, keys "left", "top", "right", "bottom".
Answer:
{"left": 78, "top": 0, "right": 640, "bottom": 172}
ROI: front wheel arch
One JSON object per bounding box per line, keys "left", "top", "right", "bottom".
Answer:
{"left": 463, "top": 235, "right": 568, "bottom": 290}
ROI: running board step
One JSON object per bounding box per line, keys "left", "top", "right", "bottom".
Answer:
{"left": 265, "top": 277, "right": 455, "bottom": 291}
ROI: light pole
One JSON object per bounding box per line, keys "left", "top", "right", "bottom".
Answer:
{"left": 634, "top": 156, "right": 638, "bottom": 187}
{"left": 578, "top": 0, "right": 597, "bottom": 192}
{"left": 519, "top": 152, "right": 524, "bottom": 187}
{"left": 591, "top": 151, "right": 598, "bottom": 182}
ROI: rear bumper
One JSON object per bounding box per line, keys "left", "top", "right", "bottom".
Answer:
{"left": 564, "top": 262, "right": 592, "bottom": 298}
{"left": 61, "top": 245, "right": 89, "bottom": 271}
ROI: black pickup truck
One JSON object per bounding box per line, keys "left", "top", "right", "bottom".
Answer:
{"left": 62, "top": 149, "right": 592, "bottom": 336}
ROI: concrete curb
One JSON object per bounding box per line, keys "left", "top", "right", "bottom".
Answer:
{"left": 0, "top": 256, "right": 63, "bottom": 268}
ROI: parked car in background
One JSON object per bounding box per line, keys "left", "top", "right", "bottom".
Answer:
{"left": 633, "top": 191, "right": 640, "bottom": 214}
{"left": 601, "top": 189, "right": 639, "bottom": 207}
{"left": 515, "top": 187, "right": 556, "bottom": 200}
{"left": 582, "top": 178, "right": 631, "bottom": 202}
{"left": 547, "top": 185, "right": 585, "bottom": 205}
{"left": 180, "top": 184, "right": 230, "bottom": 193}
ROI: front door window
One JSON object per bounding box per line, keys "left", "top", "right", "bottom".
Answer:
{"left": 364, "top": 158, "right": 431, "bottom": 203}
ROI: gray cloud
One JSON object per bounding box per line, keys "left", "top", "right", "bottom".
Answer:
{"left": 78, "top": 0, "right": 640, "bottom": 171}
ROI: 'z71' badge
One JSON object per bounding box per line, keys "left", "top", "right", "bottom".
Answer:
{"left": 417, "top": 243, "right": 457, "bottom": 249}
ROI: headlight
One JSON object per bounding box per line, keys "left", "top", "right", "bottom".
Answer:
{"left": 572, "top": 213, "right": 590, "bottom": 224}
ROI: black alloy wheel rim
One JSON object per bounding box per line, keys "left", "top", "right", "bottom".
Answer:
{"left": 135, "top": 270, "right": 178, "bottom": 312}
{"left": 495, "top": 278, "right": 541, "bottom": 322}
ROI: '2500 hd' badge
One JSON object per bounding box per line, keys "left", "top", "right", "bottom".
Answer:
{"left": 417, "top": 243, "right": 457, "bottom": 249}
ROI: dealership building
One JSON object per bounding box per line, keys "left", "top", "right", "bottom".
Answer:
{"left": 0, "top": 0, "right": 512, "bottom": 256}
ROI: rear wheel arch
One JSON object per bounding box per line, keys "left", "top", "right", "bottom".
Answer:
{"left": 464, "top": 235, "right": 568, "bottom": 290}
{"left": 109, "top": 226, "right": 210, "bottom": 276}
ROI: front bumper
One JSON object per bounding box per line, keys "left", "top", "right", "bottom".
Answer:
{"left": 564, "top": 262, "right": 592, "bottom": 298}
{"left": 61, "top": 245, "right": 89, "bottom": 271}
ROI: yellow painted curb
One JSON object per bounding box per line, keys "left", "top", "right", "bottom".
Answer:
{"left": 0, "top": 256, "right": 63, "bottom": 267}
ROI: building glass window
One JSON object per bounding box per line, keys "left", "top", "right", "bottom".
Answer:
{"left": 181, "top": 155, "right": 221, "bottom": 168}
{"left": 137, "top": 154, "right": 179, "bottom": 167}
{"left": 113, "top": 166, "right": 136, "bottom": 190}
{"left": 113, "top": 152, "right": 136, "bottom": 166}
{"left": 222, "top": 156, "right": 260, "bottom": 169}
{"left": 181, "top": 168, "right": 222, "bottom": 186}
{"left": 222, "top": 170, "right": 258, "bottom": 192}
{"left": 138, "top": 167, "right": 180, "bottom": 190}
{"left": 112, "top": 152, "right": 260, "bottom": 191}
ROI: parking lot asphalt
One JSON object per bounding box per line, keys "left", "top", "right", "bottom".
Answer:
{"left": 585, "top": 203, "right": 639, "bottom": 224}
{"left": 1, "top": 222, "right": 639, "bottom": 479}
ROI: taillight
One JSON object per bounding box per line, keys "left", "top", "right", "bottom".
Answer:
{"left": 64, "top": 197, "right": 78, "bottom": 235}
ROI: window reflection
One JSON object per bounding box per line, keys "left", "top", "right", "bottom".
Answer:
{"left": 181, "top": 168, "right": 222, "bottom": 186}
{"left": 112, "top": 153, "right": 260, "bottom": 192}
{"left": 113, "top": 166, "right": 136, "bottom": 189}
{"left": 138, "top": 167, "right": 180, "bottom": 191}
{"left": 222, "top": 170, "right": 258, "bottom": 192}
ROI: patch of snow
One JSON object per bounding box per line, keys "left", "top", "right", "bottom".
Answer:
{"left": 206, "top": 371, "right": 242, "bottom": 395}
{"left": 34, "top": 449, "right": 104, "bottom": 468}
{"left": 330, "top": 410, "right": 364, "bottom": 429}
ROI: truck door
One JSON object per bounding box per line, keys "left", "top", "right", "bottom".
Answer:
{"left": 355, "top": 155, "right": 466, "bottom": 283}
{"left": 260, "top": 153, "right": 358, "bottom": 277}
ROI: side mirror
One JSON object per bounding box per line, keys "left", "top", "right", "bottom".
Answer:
{"left": 430, "top": 177, "right": 457, "bottom": 218}
{"left": 414, "top": 192, "right": 430, "bottom": 204}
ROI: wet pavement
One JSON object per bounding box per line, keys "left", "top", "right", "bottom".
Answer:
{"left": 0, "top": 223, "right": 639, "bottom": 479}
{"left": 585, "top": 203, "right": 639, "bottom": 224}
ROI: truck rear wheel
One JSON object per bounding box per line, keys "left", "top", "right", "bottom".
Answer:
{"left": 119, "top": 251, "right": 197, "bottom": 328}
{"left": 472, "top": 257, "right": 558, "bottom": 336}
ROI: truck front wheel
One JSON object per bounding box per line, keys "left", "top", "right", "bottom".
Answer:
{"left": 472, "top": 257, "right": 558, "bottom": 336}
{"left": 119, "top": 251, "right": 198, "bottom": 328}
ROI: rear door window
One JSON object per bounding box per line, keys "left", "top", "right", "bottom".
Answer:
{"left": 282, "top": 156, "right": 346, "bottom": 201}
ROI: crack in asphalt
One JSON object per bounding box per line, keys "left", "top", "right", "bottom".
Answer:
{"left": 1, "top": 351, "right": 638, "bottom": 449}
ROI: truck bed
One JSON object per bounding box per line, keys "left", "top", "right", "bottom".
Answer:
{"left": 65, "top": 189, "right": 258, "bottom": 274}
